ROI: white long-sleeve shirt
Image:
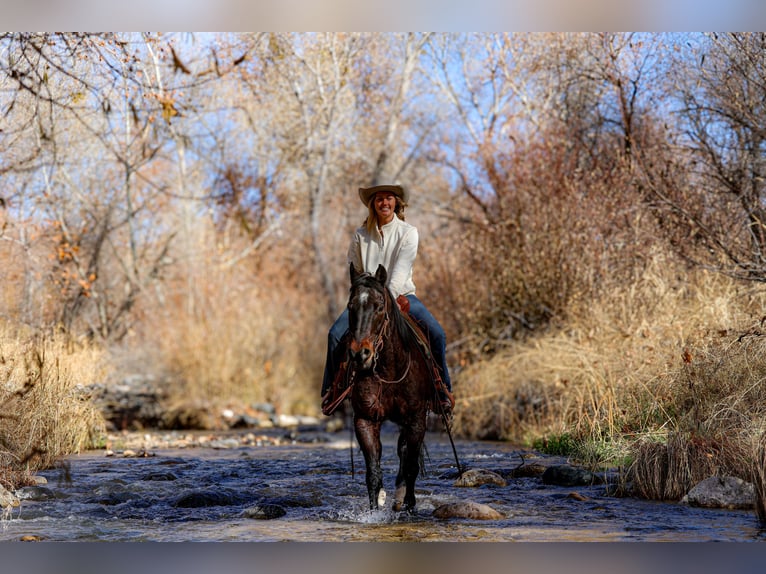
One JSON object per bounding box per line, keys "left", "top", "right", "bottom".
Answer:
{"left": 347, "top": 216, "right": 418, "bottom": 298}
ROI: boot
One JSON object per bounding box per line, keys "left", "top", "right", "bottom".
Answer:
{"left": 321, "top": 360, "right": 350, "bottom": 416}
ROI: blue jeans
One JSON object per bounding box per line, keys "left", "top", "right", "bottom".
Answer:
{"left": 321, "top": 294, "right": 452, "bottom": 395}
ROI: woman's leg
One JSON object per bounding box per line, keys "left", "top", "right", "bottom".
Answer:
{"left": 321, "top": 309, "right": 349, "bottom": 396}
{"left": 405, "top": 295, "right": 452, "bottom": 392}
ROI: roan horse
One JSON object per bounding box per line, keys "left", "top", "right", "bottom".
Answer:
{"left": 345, "top": 262, "right": 435, "bottom": 512}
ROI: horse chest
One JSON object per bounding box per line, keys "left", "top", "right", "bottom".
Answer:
{"left": 352, "top": 376, "right": 413, "bottom": 421}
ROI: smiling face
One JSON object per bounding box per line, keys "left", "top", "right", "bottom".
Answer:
{"left": 372, "top": 192, "right": 397, "bottom": 226}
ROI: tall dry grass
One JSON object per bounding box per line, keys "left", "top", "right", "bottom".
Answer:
{"left": 0, "top": 322, "right": 107, "bottom": 473}
{"left": 452, "top": 249, "right": 766, "bottom": 479}
{"left": 121, "top": 234, "right": 328, "bottom": 418}
{"left": 628, "top": 321, "right": 766, "bottom": 504}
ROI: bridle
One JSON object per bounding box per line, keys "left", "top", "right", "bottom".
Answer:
{"left": 349, "top": 279, "right": 411, "bottom": 384}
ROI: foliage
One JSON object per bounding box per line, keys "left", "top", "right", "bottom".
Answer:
{"left": 0, "top": 323, "right": 107, "bottom": 471}
{"left": 532, "top": 432, "right": 578, "bottom": 457}
{"left": 3, "top": 34, "right": 766, "bottom": 508}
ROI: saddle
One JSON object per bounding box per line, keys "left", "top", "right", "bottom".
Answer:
{"left": 321, "top": 313, "right": 454, "bottom": 417}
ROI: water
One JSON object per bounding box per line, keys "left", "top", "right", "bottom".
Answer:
{"left": 2, "top": 425, "right": 763, "bottom": 542}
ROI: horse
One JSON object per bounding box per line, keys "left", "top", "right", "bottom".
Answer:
{"left": 345, "top": 262, "right": 435, "bottom": 512}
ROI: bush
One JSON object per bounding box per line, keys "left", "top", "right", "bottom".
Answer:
{"left": 0, "top": 323, "right": 107, "bottom": 472}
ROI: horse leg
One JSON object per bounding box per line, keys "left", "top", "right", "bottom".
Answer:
{"left": 354, "top": 417, "right": 383, "bottom": 510}
{"left": 393, "top": 420, "right": 426, "bottom": 512}
{"left": 393, "top": 432, "right": 408, "bottom": 511}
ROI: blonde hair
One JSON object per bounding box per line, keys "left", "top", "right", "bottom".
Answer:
{"left": 364, "top": 196, "right": 407, "bottom": 236}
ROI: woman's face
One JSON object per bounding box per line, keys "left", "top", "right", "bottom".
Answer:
{"left": 373, "top": 192, "right": 397, "bottom": 225}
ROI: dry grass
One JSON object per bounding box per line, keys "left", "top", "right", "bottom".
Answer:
{"left": 753, "top": 433, "right": 766, "bottom": 523}
{"left": 453, "top": 250, "right": 766, "bottom": 501}
{"left": 121, "top": 241, "right": 327, "bottom": 418}
{"left": 0, "top": 322, "right": 107, "bottom": 472}
{"left": 628, "top": 432, "right": 747, "bottom": 501}
{"left": 625, "top": 325, "right": 766, "bottom": 503}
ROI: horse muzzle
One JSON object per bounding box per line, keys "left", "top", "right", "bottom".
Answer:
{"left": 349, "top": 337, "right": 375, "bottom": 370}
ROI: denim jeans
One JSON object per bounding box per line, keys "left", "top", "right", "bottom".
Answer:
{"left": 321, "top": 294, "right": 452, "bottom": 395}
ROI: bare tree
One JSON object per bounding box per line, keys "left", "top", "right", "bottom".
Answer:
{"left": 235, "top": 32, "right": 436, "bottom": 319}
{"left": 669, "top": 33, "right": 766, "bottom": 281}
{"left": 0, "top": 33, "right": 234, "bottom": 339}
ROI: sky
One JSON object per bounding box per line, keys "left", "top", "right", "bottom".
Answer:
{"left": 3, "top": 0, "right": 766, "bottom": 31}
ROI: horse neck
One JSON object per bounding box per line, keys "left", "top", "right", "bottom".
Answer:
{"left": 375, "top": 292, "right": 409, "bottom": 373}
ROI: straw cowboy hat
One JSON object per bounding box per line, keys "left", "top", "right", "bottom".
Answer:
{"left": 358, "top": 184, "right": 409, "bottom": 207}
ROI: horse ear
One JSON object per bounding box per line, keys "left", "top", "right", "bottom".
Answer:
{"left": 350, "top": 263, "right": 359, "bottom": 283}
{"left": 375, "top": 264, "right": 387, "bottom": 284}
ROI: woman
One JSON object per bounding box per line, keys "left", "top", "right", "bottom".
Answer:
{"left": 320, "top": 184, "right": 453, "bottom": 414}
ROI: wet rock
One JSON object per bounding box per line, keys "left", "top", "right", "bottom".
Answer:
{"left": 682, "top": 476, "right": 754, "bottom": 510}
{"left": 510, "top": 463, "right": 547, "bottom": 478}
{"left": 542, "top": 464, "right": 594, "bottom": 487}
{"left": 0, "top": 484, "right": 20, "bottom": 508}
{"left": 433, "top": 501, "right": 505, "bottom": 520}
{"left": 173, "top": 489, "right": 246, "bottom": 508}
{"left": 243, "top": 503, "right": 287, "bottom": 519}
{"left": 567, "top": 491, "right": 589, "bottom": 501}
{"left": 16, "top": 486, "right": 56, "bottom": 501}
{"left": 454, "top": 468, "right": 507, "bottom": 488}
{"left": 140, "top": 471, "right": 178, "bottom": 482}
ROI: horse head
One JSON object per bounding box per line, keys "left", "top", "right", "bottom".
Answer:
{"left": 348, "top": 263, "right": 389, "bottom": 371}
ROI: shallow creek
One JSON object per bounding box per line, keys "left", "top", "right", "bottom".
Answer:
{"left": 2, "top": 425, "right": 763, "bottom": 542}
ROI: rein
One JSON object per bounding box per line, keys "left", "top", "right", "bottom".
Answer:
{"left": 370, "top": 289, "right": 412, "bottom": 384}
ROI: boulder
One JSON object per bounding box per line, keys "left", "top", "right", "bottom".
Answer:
{"left": 542, "top": 464, "right": 594, "bottom": 487}
{"left": 243, "top": 503, "right": 287, "bottom": 519}
{"left": 453, "top": 468, "right": 507, "bottom": 487}
{"left": 682, "top": 476, "right": 754, "bottom": 510}
{"left": 433, "top": 501, "right": 505, "bottom": 520}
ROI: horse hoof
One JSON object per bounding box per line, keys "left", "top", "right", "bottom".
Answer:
{"left": 392, "top": 501, "right": 414, "bottom": 513}
{"left": 377, "top": 489, "right": 386, "bottom": 508}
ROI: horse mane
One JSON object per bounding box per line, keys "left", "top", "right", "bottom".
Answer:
{"left": 350, "top": 272, "right": 420, "bottom": 352}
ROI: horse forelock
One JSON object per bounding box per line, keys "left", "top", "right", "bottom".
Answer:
{"left": 351, "top": 272, "right": 385, "bottom": 294}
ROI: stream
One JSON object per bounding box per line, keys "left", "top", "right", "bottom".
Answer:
{"left": 2, "top": 423, "right": 763, "bottom": 542}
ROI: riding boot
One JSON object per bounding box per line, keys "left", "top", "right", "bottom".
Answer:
{"left": 436, "top": 386, "right": 454, "bottom": 418}
{"left": 321, "top": 359, "right": 350, "bottom": 416}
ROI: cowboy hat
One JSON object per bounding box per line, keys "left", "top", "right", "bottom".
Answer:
{"left": 358, "top": 184, "right": 409, "bottom": 207}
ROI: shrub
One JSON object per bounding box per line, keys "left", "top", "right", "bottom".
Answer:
{"left": 0, "top": 323, "right": 107, "bottom": 471}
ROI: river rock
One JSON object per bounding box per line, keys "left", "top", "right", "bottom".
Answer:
{"left": 542, "top": 464, "right": 594, "bottom": 487}
{"left": 243, "top": 503, "right": 286, "bottom": 519}
{"left": 173, "top": 489, "right": 247, "bottom": 508}
{"left": 454, "top": 468, "right": 507, "bottom": 487}
{"left": 433, "top": 501, "right": 505, "bottom": 520}
{"left": 0, "top": 484, "right": 19, "bottom": 508}
{"left": 511, "top": 463, "right": 548, "bottom": 478}
{"left": 682, "top": 476, "right": 755, "bottom": 510}
{"left": 16, "top": 486, "right": 56, "bottom": 501}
